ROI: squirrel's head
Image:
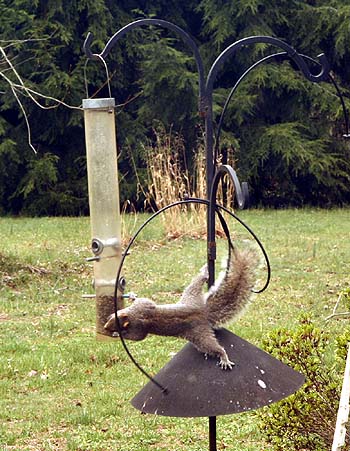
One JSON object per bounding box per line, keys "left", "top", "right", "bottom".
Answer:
{"left": 104, "top": 298, "right": 155, "bottom": 341}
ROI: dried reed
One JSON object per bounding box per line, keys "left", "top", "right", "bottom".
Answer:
{"left": 143, "top": 126, "right": 236, "bottom": 239}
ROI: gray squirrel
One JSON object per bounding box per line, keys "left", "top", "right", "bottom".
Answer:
{"left": 104, "top": 246, "right": 258, "bottom": 369}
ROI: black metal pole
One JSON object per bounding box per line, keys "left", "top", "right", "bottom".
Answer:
{"left": 209, "top": 416, "right": 217, "bottom": 451}
{"left": 205, "top": 96, "right": 216, "bottom": 288}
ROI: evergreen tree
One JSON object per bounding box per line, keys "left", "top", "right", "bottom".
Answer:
{"left": 0, "top": 0, "right": 139, "bottom": 214}
{"left": 0, "top": 0, "right": 349, "bottom": 213}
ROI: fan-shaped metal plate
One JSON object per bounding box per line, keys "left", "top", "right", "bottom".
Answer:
{"left": 131, "top": 328, "right": 304, "bottom": 417}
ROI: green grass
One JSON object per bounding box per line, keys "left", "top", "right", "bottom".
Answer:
{"left": 0, "top": 209, "right": 349, "bottom": 450}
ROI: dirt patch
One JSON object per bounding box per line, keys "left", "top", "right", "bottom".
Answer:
{"left": 4, "top": 434, "right": 67, "bottom": 451}
{"left": 0, "top": 312, "right": 10, "bottom": 321}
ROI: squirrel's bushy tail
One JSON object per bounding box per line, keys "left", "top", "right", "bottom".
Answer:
{"left": 206, "top": 247, "right": 258, "bottom": 327}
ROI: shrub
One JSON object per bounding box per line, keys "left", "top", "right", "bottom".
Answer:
{"left": 258, "top": 315, "right": 348, "bottom": 450}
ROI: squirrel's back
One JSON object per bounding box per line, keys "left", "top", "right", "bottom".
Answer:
{"left": 205, "top": 247, "right": 257, "bottom": 327}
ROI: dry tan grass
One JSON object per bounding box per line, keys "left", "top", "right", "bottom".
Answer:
{"left": 143, "top": 126, "right": 236, "bottom": 239}
{"left": 143, "top": 126, "right": 206, "bottom": 238}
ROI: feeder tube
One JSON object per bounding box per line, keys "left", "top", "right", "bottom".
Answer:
{"left": 83, "top": 98, "right": 123, "bottom": 340}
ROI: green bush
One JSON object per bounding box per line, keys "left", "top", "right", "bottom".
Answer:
{"left": 258, "top": 315, "right": 349, "bottom": 450}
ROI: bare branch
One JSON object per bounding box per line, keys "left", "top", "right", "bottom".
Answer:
{"left": 9, "top": 84, "right": 37, "bottom": 153}
{"left": 325, "top": 291, "right": 350, "bottom": 321}
{"left": 0, "top": 46, "right": 82, "bottom": 111}
{"left": 116, "top": 90, "right": 143, "bottom": 109}
{"left": 326, "top": 312, "right": 350, "bottom": 321}
{"left": 0, "top": 31, "right": 57, "bottom": 47}
{"left": 0, "top": 56, "right": 36, "bottom": 73}
{"left": 0, "top": 42, "right": 84, "bottom": 153}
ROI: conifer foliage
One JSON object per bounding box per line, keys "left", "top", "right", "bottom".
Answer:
{"left": 0, "top": 0, "right": 349, "bottom": 214}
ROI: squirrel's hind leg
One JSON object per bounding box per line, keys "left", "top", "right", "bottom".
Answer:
{"left": 179, "top": 266, "right": 208, "bottom": 306}
{"left": 187, "top": 327, "right": 234, "bottom": 370}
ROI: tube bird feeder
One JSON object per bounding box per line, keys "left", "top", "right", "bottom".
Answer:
{"left": 83, "top": 97, "right": 123, "bottom": 340}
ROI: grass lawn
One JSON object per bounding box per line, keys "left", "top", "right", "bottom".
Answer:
{"left": 0, "top": 208, "right": 349, "bottom": 450}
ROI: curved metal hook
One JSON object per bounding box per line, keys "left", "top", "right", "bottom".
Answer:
{"left": 215, "top": 51, "right": 287, "bottom": 160}
{"left": 204, "top": 36, "right": 330, "bottom": 191}
{"left": 83, "top": 32, "right": 96, "bottom": 60}
{"left": 210, "top": 164, "right": 246, "bottom": 211}
{"left": 206, "top": 36, "right": 330, "bottom": 93}
{"left": 83, "top": 18, "right": 205, "bottom": 100}
{"left": 214, "top": 49, "right": 348, "bottom": 165}
{"left": 299, "top": 53, "right": 350, "bottom": 138}
{"left": 207, "top": 164, "right": 247, "bottom": 283}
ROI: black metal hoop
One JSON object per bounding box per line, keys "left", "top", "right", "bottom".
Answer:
{"left": 112, "top": 197, "right": 271, "bottom": 393}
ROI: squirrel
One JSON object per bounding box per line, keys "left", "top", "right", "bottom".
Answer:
{"left": 104, "top": 246, "right": 258, "bottom": 370}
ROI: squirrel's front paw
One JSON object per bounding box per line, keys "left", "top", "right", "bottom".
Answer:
{"left": 218, "top": 356, "right": 235, "bottom": 370}
{"left": 200, "top": 264, "right": 209, "bottom": 280}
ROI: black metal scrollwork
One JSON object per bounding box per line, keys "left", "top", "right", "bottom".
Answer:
{"left": 83, "top": 26, "right": 347, "bottom": 442}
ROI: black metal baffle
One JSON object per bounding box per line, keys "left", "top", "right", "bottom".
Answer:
{"left": 131, "top": 328, "right": 304, "bottom": 418}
